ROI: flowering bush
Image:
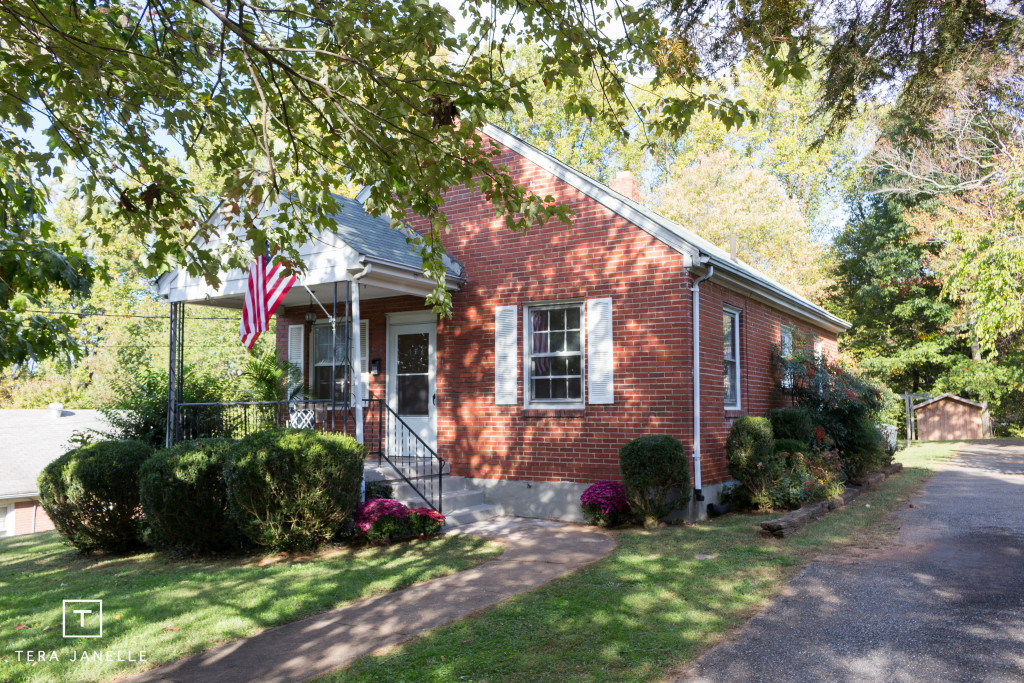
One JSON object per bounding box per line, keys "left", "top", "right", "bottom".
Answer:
{"left": 354, "top": 498, "right": 411, "bottom": 544}
{"left": 579, "top": 480, "right": 631, "bottom": 527}
{"left": 773, "top": 347, "right": 889, "bottom": 481}
{"left": 409, "top": 508, "right": 445, "bottom": 537}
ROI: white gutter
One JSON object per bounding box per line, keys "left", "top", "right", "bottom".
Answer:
{"left": 690, "top": 260, "right": 715, "bottom": 503}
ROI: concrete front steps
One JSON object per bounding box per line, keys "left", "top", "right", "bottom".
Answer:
{"left": 364, "top": 465, "right": 501, "bottom": 527}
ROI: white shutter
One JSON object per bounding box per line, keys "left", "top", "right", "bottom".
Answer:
{"left": 587, "top": 298, "right": 614, "bottom": 404}
{"left": 495, "top": 305, "right": 517, "bottom": 404}
{"left": 358, "top": 319, "right": 369, "bottom": 401}
{"left": 287, "top": 324, "right": 305, "bottom": 398}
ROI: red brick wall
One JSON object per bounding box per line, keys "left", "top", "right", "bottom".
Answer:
{"left": 697, "top": 281, "right": 839, "bottom": 483}
{"left": 397, "top": 144, "right": 695, "bottom": 484}
{"left": 271, "top": 142, "right": 840, "bottom": 488}
{"left": 10, "top": 500, "right": 54, "bottom": 536}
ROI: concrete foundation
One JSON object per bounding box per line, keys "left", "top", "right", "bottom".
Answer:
{"left": 467, "top": 477, "right": 735, "bottom": 524}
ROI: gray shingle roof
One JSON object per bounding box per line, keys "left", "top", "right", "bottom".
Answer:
{"left": 0, "top": 409, "right": 109, "bottom": 498}
{"left": 323, "top": 194, "right": 463, "bottom": 277}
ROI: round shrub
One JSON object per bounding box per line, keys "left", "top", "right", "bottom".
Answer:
{"left": 618, "top": 435, "right": 690, "bottom": 528}
{"left": 408, "top": 508, "right": 446, "bottom": 537}
{"left": 354, "top": 498, "right": 412, "bottom": 544}
{"left": 224, "top": 429, "right": 365, "bottom": 552}
{"left": 769, "top": 407, "right": 815, "bottom": 444}
{"left": 726, "top": 417, "right": 778, "bottom": 511}
{"left": 37, "top": 439, "right": 153, "bottom": 552}
{"left": 579, "top": 481, "right": 631, "bottom": 527}
{"left": 140, "top": 439, "right": 239, "bottom": 553}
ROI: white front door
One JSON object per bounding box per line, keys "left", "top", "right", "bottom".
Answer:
{"left": 386, "top": 321, "right": 437, "bottom": 454}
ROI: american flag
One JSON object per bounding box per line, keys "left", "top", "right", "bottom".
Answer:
{"left": 239, "top": 255, "right": 296, "bottom": 349}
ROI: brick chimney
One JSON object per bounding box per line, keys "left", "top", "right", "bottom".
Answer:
{"left": 610, "top": 170, "right": 641, "bottom": 202}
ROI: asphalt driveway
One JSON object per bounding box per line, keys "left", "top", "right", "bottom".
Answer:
{"left": 679, "top": 440, "right": 1024, "bottom": 683}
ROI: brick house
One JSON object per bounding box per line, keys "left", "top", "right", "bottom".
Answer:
{"left": 158, "top": 125, "right": 849, "bottom": 523}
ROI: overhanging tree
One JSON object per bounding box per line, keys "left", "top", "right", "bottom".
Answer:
{"left": 0, "top": 0, "right": 769, "bottom": 371}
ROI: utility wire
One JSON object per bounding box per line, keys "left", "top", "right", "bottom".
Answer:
{"left": 22, "top": 309, "right": 240, "bottom": 321}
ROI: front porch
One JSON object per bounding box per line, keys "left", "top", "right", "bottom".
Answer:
{"left": 155, "top": 193, "right": 474, "bottom": 516}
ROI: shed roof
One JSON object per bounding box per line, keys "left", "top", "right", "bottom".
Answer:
{"left": 913, "top": 393, "right": 988, "bottom": 412}
{"left": 0, "top": 409, "right": 109, "bottom": 499}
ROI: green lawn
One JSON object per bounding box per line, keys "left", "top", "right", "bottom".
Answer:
{"left": 0, "top": 533, "right": 502, "bottom": 682}
{"left": 322, "top": 441, "right": 961, "bottom": 683}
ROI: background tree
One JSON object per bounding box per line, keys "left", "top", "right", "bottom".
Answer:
{"left": 652, "top": 0, "right": 1023, "bottom": 134}
{"left": 827, "top": 194, "right": 967, "bottom": 394}
{"left": 656, "top": 150, "right": 830, "bottom": 298}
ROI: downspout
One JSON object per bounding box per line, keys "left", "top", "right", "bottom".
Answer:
{"left": 690, "top": 259, "right": 714, "bottom": 503}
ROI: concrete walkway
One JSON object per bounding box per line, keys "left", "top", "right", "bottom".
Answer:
{"left": 124, "top": 518, "right": 615, "bottom": 683}
{"left": 679, "top": 440, "right": 1024, "bottom": 683}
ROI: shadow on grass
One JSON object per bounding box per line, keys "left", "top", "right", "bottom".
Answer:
{"left": 0, "top": 533, "right": 500, "bottom": 683}
{"left": 320, "top": 443, "right": 969, "bottom": 683}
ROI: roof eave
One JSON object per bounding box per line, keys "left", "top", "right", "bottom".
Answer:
{"left": 0, "top": 491, "right": 38, "bottom": 502}
{"left": 705, "top": 256, "right": 852, "bottom": 333}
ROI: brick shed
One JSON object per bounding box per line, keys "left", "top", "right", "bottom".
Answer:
{"left": 915, "top": 394, "right": 992, "bottom": 441}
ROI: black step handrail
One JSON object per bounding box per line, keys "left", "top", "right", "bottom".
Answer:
{"left": 364, "top": 398, "right": 445, "bottom": 513}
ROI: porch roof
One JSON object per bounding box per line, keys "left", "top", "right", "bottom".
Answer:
{"left": 157, "top": 194, "right": 464, "bottom": 309}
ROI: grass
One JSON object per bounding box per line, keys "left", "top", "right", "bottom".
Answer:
{"left": 0, "top": 533, "right": 503, "bottom": 683}
{"left": 321, "top": 441, "right": 962, "bottom": 683}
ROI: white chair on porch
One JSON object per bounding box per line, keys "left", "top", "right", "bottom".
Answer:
{"left": 288, "top": 407, "right": 315, "bottom": 430}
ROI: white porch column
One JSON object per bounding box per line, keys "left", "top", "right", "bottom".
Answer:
{"left": 348, "top": 265, "right": 372, "bottom": 444}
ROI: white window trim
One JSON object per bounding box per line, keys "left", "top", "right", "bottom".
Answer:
{"left": 724, "top": 306, "right": 742, "bottom": 410}
{"left": 523, "top": 300, "right": 586, "bottom": 409}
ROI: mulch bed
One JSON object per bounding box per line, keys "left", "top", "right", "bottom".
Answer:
{"left": 759, "top": 463, "right": 904, "bottom": 538}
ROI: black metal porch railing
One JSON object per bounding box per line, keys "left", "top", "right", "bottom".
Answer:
{"left": 363, "top": 398, "right": 446, "bottom": 513}
{"left": 176, "top": 399, "right": 337, "bottom": 441}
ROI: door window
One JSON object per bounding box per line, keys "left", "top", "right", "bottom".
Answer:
{"left": 396, "top": 332, "right": 430, "bottom": 415}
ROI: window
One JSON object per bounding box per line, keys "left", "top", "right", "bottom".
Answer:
{"left": 780, "top": 326, "right": 794, "bottom": 388}
{"left": 309, "top": 320, "right": 369, "bottom": 403}
{"left": 723, "top": 308, "right": 741, "bottom": 409}
{"left": 311, "top": 323, "right": 349, "bottom": 400}
{"left": 527, "top": 303, "right": 584, "bottom": 405}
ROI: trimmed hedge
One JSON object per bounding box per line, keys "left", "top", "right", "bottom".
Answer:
{"left": 725, "top": 417, "right": 778, "bottom": 511}
{"left": 769, "top": 407, "right": 815, "bottom": 444}
{"left": 618, "top": 435, "right": 690, "bottom": 528}
{"left": 37, "top": 440, "right": 153, "bottom": 552}
{"left": 140, "top": 439, "right": 239, "bottom": 553}
{"left": 224, "top": 429, "right": 365, "bottom": 552}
